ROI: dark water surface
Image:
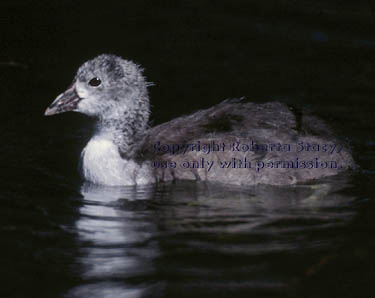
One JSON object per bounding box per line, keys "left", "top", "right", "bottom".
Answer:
{"left": 1, "top": 1, "right": 375, "bottom": 297}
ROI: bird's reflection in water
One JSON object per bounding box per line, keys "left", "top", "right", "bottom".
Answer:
{"left": 67, "top": 173, "right": 355, "bottom": 298}
{"left": 67, "top": 183, "right": 158, "bottom": 298}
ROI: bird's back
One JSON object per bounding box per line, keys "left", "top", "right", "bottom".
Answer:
{"left": 140, "top": 100, "right": 356, "bottom": 185}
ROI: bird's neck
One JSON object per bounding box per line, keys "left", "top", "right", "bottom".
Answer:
{"left": 95, "top": 101, "right": 150, "bottom": 159}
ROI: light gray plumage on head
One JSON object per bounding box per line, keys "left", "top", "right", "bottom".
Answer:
{"left": 74, "top": 54, "right": 151, "bottom": 158}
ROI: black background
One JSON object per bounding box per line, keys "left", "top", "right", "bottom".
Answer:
{"left": 1, "top": 1, "right": 375, "bottom": 298}
{"left": 3, "top": 0, "right": 375, "bottom": 117}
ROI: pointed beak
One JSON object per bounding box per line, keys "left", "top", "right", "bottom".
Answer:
{"left": 44, "top": 83, "right": 82, "bottom": 116}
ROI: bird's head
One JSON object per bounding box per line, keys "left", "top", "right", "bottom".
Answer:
{"left": 45, "top": 54, "right": 150, "bottom": 119}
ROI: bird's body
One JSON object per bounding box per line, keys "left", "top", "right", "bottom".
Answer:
{"left": 45, "top": 54, "right": 356, "bottom": 186}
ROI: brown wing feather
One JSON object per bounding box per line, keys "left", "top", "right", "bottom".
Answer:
{"left": 137, "top": 100, "right": 356, "bottom": 185}
{"left": 140, "top": 100, "right": 298, "bottom": 158}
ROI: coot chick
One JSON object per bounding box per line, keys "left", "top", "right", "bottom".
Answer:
{"left": 45, "top": 54, "right": 356, "bottom": 186}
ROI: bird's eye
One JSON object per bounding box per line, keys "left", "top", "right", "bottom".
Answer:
{"left": 89, "top": 77, "right": 101, "bottom": 87}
